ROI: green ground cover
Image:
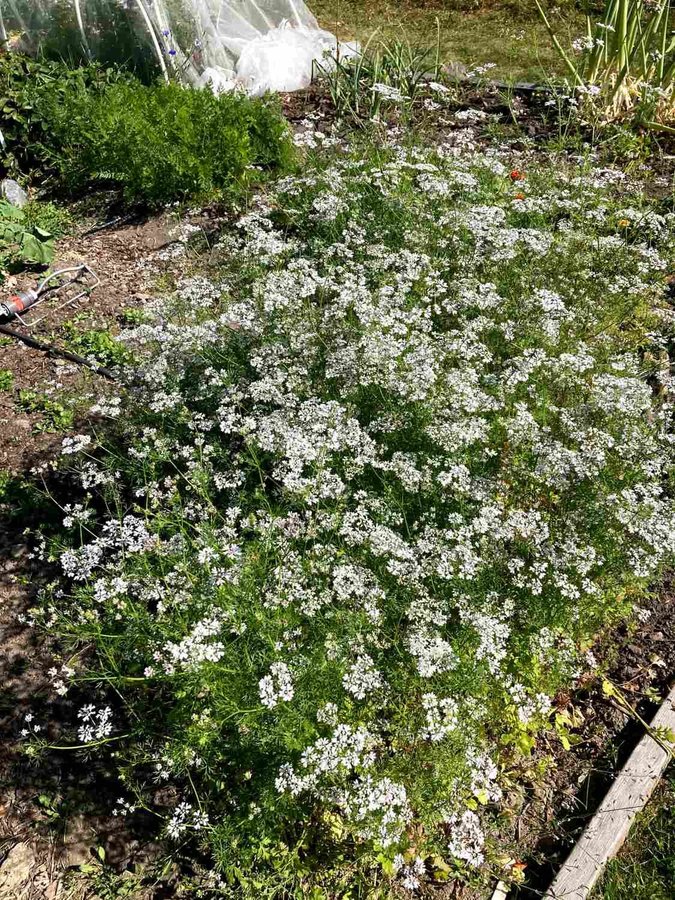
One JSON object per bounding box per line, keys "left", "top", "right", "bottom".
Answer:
{"left": 313, "top": 0, "right": 587, "bottom": 81}
{"left": 595, "top": 767, "right": 675, "bottom": 900}
{"left": 1, "top": 4, "right": 673, "bottom": 897}
{"left": 0, "top": 56, "right": 293, "bottom": 207}
{"left": 23, "top": 127, "right": 675, "bottom": 897}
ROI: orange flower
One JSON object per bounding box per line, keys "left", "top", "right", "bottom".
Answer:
{"left": 510, "top": 170, "right": 525, "bottom": 181}
{"left": 617, "top": 218, "right": 630, "bottom": 228}
{"left": 514, "top": 192, "right": 526, "bottom": 201}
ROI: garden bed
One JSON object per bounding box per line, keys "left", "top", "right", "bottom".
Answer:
{"left": 0, "top": 55, "right": 674, "bottom": 900}
{"left": 2, "top": 514, "right": 674, "bottom": 899}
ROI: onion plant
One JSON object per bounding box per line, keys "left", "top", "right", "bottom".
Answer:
{"left": 315, "top": 24, "right": 442, "bottom": 124}
{"left": 535, "top": 0, "right": 674, "bottom": 126}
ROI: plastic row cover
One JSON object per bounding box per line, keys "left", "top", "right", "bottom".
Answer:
{"left": 1, "top": 0, "right": 351, "bottom": 95}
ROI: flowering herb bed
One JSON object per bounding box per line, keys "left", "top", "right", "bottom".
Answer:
{"left": 27, "top": 141, "right": 674, "bottom": 896}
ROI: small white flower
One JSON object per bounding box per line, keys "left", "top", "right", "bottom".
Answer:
{"left": 343, "top": 654, "right": 383, "bottom": 700}
{"left": 61, "top": 434, "right": 92, "bottom": 455}
{"left": 259, "top": 661, "right": 294, "bottom": 708}
{"left": 372, "top": 83, "right": 406, "bottom": 102}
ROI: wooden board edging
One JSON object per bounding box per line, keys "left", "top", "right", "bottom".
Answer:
{"left": 544, "top": 684, "right": 675, "bottom": 900}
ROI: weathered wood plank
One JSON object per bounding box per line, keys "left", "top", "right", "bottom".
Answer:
{"left": 545, "top": 685, "right": 675, "bottom": 900}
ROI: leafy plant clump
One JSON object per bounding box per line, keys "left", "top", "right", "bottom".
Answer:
{"left": 0, "top": 56, "right": 295, "bottom": 207}
{"left": 18, "top": 389, "right": 76, "bottom": 432}
{"left": 61, "top": 324, "right": 132, "bottom": 369}
{"left": 0, "top": 55, "right": 131, "bottom": 178}
{"left": 0, "top": 199, "right": 68, "bottom": 272}
{"left": 316, "top": 36, "right": 445, "bottom": 123}
{"left": 29, "top": 146, "right": 675, "bottom": 895}
{"left": 536, "top": 0, "right": 674, "bottom": 127}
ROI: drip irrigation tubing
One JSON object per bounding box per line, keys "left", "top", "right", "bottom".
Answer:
{"left": 0, "top": 323, "right": 119, "bottom": 382}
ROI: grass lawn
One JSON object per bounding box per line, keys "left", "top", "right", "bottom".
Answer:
{"left": 595, "top": 767, "right": 675, "bottom": 900}
{"left": 312, "top": 0, "right": 586, "bottom": 81}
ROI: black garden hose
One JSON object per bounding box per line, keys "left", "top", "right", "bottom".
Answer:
{"left": 0, "top": 323, "right": 119, "bottom": 382}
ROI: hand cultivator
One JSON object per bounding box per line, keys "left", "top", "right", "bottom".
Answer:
{"left": 0, "top": 264, "right": 117, "bottom": 381}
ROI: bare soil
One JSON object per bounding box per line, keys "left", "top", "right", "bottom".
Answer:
{"left": 0, "top": 208, "right": 214, "bottom": 900}
{"left": 0, "top": 214, "right": 174, "bottom": 473}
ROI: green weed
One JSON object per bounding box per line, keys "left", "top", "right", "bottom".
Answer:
{"left": 22, "top": 200, "right": 72, "bottom": 238}
{"left": 0, "top": 55, "right": 131, "bottom": 180}
{"left": 61, "top": 324, "right": 131, "bottom": 368}
{"left": 18, "top": 389, "right": 75, "bottom": 432}
{"left": 118, "top": 307, "right": 151, "bottom": 327}
{"left": 0, "top": 469, "right": 50, "bottom": 524}
{"left": 0, "top": 200, "right": 56, "bottom": 272}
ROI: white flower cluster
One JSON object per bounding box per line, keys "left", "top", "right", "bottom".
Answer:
{"left": 446, "top": 810, "right": 485, "bottom": 867}
{"left": 372, "top": 83, "right": 406, "bottom": 102}
{"left": 62, "top": 503, "right": 93, "bottom": 529}
{"left": 77, "top": 705, "right": 113, "bottom": 743}
{"left": 113, "top": 797, "right": 137, "bottom": 817}
{"left": 152, "top": 611, "right": 226, "bottom": 675}
{"left": 276, "top": 723, "right": 377, "bottom": 796}
{"left": 259, "top": 661, "right": 295, "bottom": 708}
{"left": 343, "top": 653, "right": 384, "bottom": 699}
{"left": 421, "top": 692, "right": 459, "bottom": 742}
{"left": 19, "top": 711, "right": 42, "bottom": 738}
{"left": 393, "top": 855, "right": 426, "bottom": 891}
{"left": 166, "top": 801, "right": 209, "bottom": 840}
{"left": 343, "top": 775, "right": 413, "bottom": 847}
{"left": 467, "top": 748, "right": 502, "bottom": 803}
{"left": 61, "top": 434, "right": 92, "bottom": 455}
{"left": 48, "top": 663, "right": 75, "bottom": 696}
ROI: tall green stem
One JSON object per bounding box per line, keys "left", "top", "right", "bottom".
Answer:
{"left": 617, "top": 0, "right": 629, "bottom": 72}
{"left": 534, "top": 0, "right": 585, "bottom": 86}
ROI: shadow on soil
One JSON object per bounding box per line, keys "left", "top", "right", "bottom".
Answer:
{"left": 0, "top": 446, "right": 161, "bottom": 885}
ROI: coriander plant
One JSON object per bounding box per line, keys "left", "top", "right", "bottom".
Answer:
{"left": 28, "top": 141, "right": 675, "bottom": 896}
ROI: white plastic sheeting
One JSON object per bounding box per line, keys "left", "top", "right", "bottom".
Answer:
{"left": 234, "top": 22, "right": 345, "bottom": 95}
{"left": 1, "top": 0, "right": 351, "bottom": 95}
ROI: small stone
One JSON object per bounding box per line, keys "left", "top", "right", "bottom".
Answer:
{"left": 1, "top": 178, "right": 28, "bottom": 209}
{"left": 32, "top": 868, "right": 50, "bottom": 892}
{"left": 444, "top": 61, "right": 468, "bottom": 80}
{"left": 0, "top": 842, "right": 36, "bottom": 896}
